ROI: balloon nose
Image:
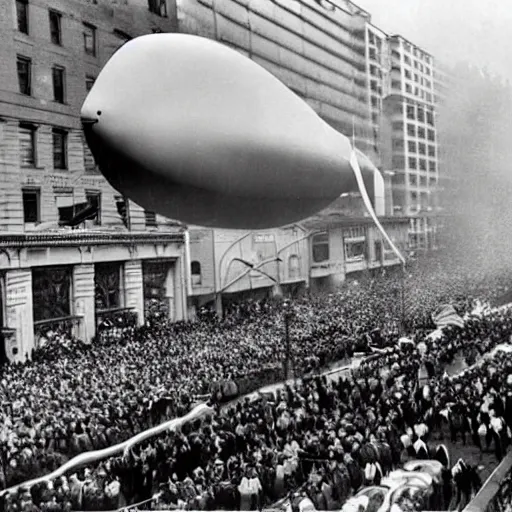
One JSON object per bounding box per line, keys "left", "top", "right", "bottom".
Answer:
{"left": 80, "top": 113, "right": 99, "bottom": 125}
{"left": 80, "top": 99, "right": 101, "bottom": 125}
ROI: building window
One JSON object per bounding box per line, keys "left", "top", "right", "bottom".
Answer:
{"left": 417, "top": 108, "right": 425, "bottom": 123}
{"left": 418, "top": 143, "right": 426, "bottom": 155}
{"left": 408, "top": 157, "right": 417, "bottom": 169}
{"left": 19, "top": 122, "right": 37, "bottom": 167}
{"left": 32, "top": 266, "right": 72, "bottom": 322}
{"left": 85, "top": 75, "right": 95, "bottom": 92}
{"left": 409, "top": 174, "right": 417, "bottom": 186}
{"left": 427, "top": 129, "right": 435, "bottom": 141}
{"left": 429, "top": 161, "right": 437, "bottom": 173}
{"left": 312, "top": 233, "right": 329, "bottom": 263}
{"left": 392, "top": 138, "right": 404, "bottom": 150}
{"left": 52, "top": 66, "right": 65, "bottom": 103}
{"left": 95, "top": 262, "right": 121, "bottom": 311}
{"left": 49, "top": 10, "right": 62, "bottom": 45}
{"left": 17, "top": 56, "right": 31, "bottom": 95}
{"left": 392, "top": 121, "right": 404, "bottom": 132}
{"left": 426, "top": 112, "right": 434, "bottom": 126}
{"left": 145, "top": 210, "right": 157, "bottom": 227}
{"left": 288, "top": 255, "right": 300, "bottom": 280}
{"left": 406, "top": 105, "right": 415, "bottom": 120}
{"left": 405, "top": 83, "right": 412, "bottom": 93}
{"left": 54, "top": 188, "right": 73, "bottom": 213}
{"left": 148, "top": 0, "right": 167, "bottom": 16}
{"left": 404, "top": 56, "right": 411, "bottom": 65}
{"left": 191, "top": 261, "right": 201, "bottom": 286}
{"left": 392, "top": 156, "right": 405, "bottom": 168}
{"left": 391, "top": 80, "right": 401, "bottom": 90}
{"left": 374, "top": 240, "right": 382, "bottom": 262}
{"left": 22, "top": 188, "right": 40, "bottom": 224}
{"left": 419, "top": 159, "right": 427, "bottom": 171}
{"left": 428, "top": 145, "right": 436, "bottom": 157}
{"left": 407, "top": 124, "right": 416, "bottom": 136}
{"left": 83, "top": 23, "right": 96, "bottom": 56}
{"left": 16, "top": 0, "right": 29, "bottom": 34}
{"left": 345, "top": 241, "right": 365, "bottom": 261}
{"left": 52, "top": 128, "right": 67, "bottom": 170}
{"left": 408, "top": 141, "right": 416, "bottom": 153}
{"left": 85, "top": 190, "right": 101, "bottom": 225}
{"left": 115, "top": 196, "right": 129, "bottom": 228}
{"left": 418, "top": 127, "right": 426, "bottom": 139}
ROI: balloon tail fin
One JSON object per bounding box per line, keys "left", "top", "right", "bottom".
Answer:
{"left": 349, "top": 150, "right": 406, "bottom": 265}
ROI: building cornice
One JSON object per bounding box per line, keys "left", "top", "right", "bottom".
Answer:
{"left": 0, "top": 230, "right": 186, "bottom": 248}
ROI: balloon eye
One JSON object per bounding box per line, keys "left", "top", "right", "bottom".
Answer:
{"left": 97, "top": 110, "right": 102, "bottom": 116}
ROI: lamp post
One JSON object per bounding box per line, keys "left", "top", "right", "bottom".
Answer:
{"left": 215, "top": 257, "right": 283, "bottom": 317}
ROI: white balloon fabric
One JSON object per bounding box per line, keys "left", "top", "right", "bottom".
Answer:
{"left": 82, "top": 33, "right": 381, "bottom": 229}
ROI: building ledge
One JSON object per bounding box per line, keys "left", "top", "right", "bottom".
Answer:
{"left": 0, "top": 230, "right": 185, "bottom": 248}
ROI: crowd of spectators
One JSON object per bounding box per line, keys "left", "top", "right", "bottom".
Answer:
{"left": 2, "top": 254, "right": 512, "bottom": 511}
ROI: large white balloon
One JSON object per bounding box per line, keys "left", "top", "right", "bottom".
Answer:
{"left": 82, "top": 33, "right": 380, "bottom": 229}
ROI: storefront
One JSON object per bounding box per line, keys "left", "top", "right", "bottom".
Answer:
{"left": 0, "top": 231, "right": 187, "bottom": 362}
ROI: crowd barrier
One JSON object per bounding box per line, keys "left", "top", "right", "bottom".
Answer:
{"left": 463, "top": 451, "right": 512, "bottom": 512}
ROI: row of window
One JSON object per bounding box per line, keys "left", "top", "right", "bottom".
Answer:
{"left": 22, "top": 188, "right": 100, "bottom": 224}
{"left": 392, "top": 122, "right": 436, "bottom": 141}
{"left": 16, "top": 0, "right": 167, "bottom": 40}
{"left": 17, "top": 55, "right": 69, "bottom": 103}
{"left": 409, "top": 175, "right": 438, "bottom": 187}
{"left": 405, "top": 105, "right": 435, "bottom": 125}
{"left": 311, "top": 235, "right": 403, "bottom": 264}
{"left": 398, "top": 40, "right": 431, "bottom": 64}
{"left": 21, "top": 187, "right": 158, "bottom": 228}
{"left": 18, "top": 123, "right": 67, "bottom": 169}
{"left": 17, "top": 1, "right": 99, "bottom": 54}
{"left": 392, "top": 139, "right": 437, "bottom": 157}
{"left": 391, "top": 80, "right": 434, "bottom": 102}
{"left": 367, "top": 31, "right": 384, "bottom": 49}
{"left": 404, "top": 69, "right": 432, "bottom": 88}
{"left": 391, "top": 156, "right": 437, "bottom": 172}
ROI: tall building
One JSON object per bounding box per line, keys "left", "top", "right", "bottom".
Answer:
{"left": 365, "top": 22, "right": 390, "bottom": 169}
{"left": 378, "top": 35, "right": 439, "bottom": 251}
{"left": 0, "top": 0, "right": 188, "bottom": 361}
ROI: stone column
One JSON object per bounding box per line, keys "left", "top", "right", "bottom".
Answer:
{"left": 73, "top": 264, "right": 95, "bottom": 342}
{"left": 173, "top": 257, "right": 187, "bottom": 322}
{"left": 5, "top": 269, "right": 34, "bottom": 362}
{"left": 165, "top": 262, "right": 175, "bottom": 322}
{"left": 124, "top": 260, "right": 144, "bottom": 326}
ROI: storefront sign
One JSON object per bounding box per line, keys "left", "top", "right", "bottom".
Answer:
{"left": 6, "top": 286, "right": 28, "bottom": 306}
{"left": 253, "top": 233, "right": 275, "bottom": 243}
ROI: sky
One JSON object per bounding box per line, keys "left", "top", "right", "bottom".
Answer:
{"left": 356, "top": 0, "right": 512, "bottom": 80}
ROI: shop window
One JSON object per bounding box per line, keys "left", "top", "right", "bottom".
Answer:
{"left": 312, "top": 233, "right": 329, "bottom": 263}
